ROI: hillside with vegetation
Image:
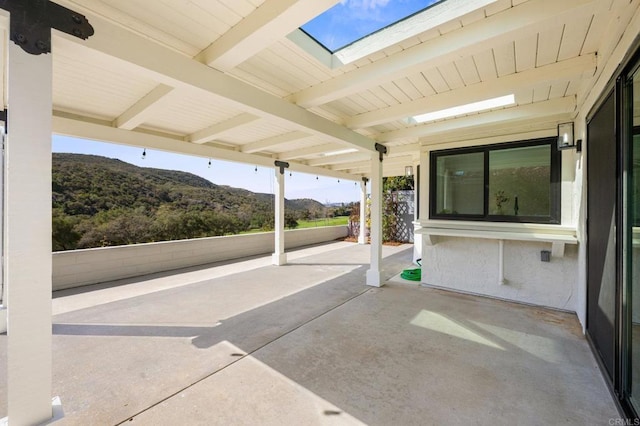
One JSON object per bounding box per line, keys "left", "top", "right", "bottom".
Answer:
{"left": 52, "top": 153, "right": 329, "bottom": 251}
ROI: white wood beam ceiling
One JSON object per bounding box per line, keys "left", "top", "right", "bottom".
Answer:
{"left": 276, "top": 143, "right": 345, "bottom": 161}
{"left": 241, "top": 131, "right": 311, "bottom": 154}
{"left": 189, "top": 113, "right": 260, "bottom": 144}
{"left": 378, "top": 96, "right": 576, "bottom": 142}
{"left": 52, "top": 112, "right": 361, "bottom": 181}
{"left": 307, "top": 152, "right": 372, "bottom": 167}
{"left": 291, "top": 0, "right": 599, "bottom": 108}
{"left": 114, "top": 84, "right": 173, "bottom": 130}
{"left": 195, "top": 0, "right": 340, "bottom": 71}
{"left": 53, "top": 12, "right": 379, "bottom": 154}
{"left": 346, "top": 54, "right": 596, "bottom": 129}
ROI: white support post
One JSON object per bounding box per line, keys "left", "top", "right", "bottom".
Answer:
{"left": 413, "top": 161, "right": 419, "bottom": 223}
{"left": 4, "top": 42, "right": 54, "bottom": 424}
{"left": 366, "top": 153, "right": 383, "bottom": 287}
{"left": 358, "top": 178, "right": 367, "bottom": 244}
{"left": 412, "top": 161, "right": 421, "bottom": 263}
{"left": 272, "top": 168, "right": 287, "bottom": 266}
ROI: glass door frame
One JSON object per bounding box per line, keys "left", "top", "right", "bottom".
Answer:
{"left": 622, "top": 55, "right": 640, "bottom": 418}
{"left": 585, "top": 35, "right": 640, "bottom": 420}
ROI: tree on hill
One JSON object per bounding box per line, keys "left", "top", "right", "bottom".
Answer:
{"left": 51, "top": 153, "right": 331, "bottom": 250}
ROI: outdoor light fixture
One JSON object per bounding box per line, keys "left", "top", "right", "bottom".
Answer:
{"left": 405, "top": 165, "right": 413, "bottom": 176}
{"left": 557, "top": 122, "right": 575, "bottom": 150}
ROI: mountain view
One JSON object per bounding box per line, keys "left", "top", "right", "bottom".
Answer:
{"left": 52, "top": 153, "right": 338, "bottom": 251}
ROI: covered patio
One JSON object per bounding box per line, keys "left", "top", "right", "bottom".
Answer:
{"left": 0, "top": 242, "right": 616, "bottom": 424}
{"left": 0, "top": 0, "right": 638, "bottom": 422}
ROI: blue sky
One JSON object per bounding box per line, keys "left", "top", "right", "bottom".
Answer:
{"left": 53, "top": 136, "right": 363, "bottom": 204}
{"left": 52, "top": 2, "right": 440, "bottom": 205}
{"left": 302, "top": 0, "right": 442, "bottom": 51}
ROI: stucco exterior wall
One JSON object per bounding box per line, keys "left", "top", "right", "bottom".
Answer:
{"left": 422, "top": 237, "right": 578, "bottom": 311}
{"left": 53, "top": 226, "right": 348, "bottom": 291}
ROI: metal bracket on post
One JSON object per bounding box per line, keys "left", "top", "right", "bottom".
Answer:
{"left": 374, "top": 143, "right": 387, "bottom": 162}
{"left": 274, "top": 160, "right": 289, "bottom": 175}
{"left": 0, "top": 0, "right": 94, "bottom": 55}
{"left": 362, "top": 177, "right": 369, "bottom": 184}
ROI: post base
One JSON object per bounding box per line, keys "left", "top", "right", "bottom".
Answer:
{"left": 272, "top": 252, "right": 287, "bottom": 266}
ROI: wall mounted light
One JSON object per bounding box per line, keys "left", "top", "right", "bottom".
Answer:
{"left": 557, "top": 122, "right": 575, "bottom": 150}
{"left": 405, "top": 165, "right": 413, "bottom": 176}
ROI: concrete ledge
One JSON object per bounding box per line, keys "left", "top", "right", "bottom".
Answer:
{"left": 53, "top": 226, "right": 348, "bottom": 291}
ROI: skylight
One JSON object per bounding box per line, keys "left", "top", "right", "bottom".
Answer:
{"left": 410, "top": 95, "right": 516, "bottom": 124}
{"left": 301, "top": 0, "right": 447, "bottom": 52}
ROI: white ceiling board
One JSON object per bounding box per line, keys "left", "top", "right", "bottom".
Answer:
{"left": 473, "top": 49, "right": 498, "bottom": 81}
{"left": 378, "top": 96, "right": 576, "bottom": 142}
{"left": 549, "top": 81, "right": 571, "bottom": 99}
{"left": 188, "top": 113, "right": 261, "bottom": 145}
{"left": 532, "top": 85, "right": 552, "bottom": 103}
{"left": 493, "top": 42, "right": 516, "bottom": 77}
{"left": 291, "top": 0, "right": 594, "bottom": 108}
{"left": 484, "top": 0, "right": 513, "bottom": 16}
{"left": 346, "top": 54, "right": 595, "bottom": 129}
{"left": 392, "top": 77, "right": 425, "bottom": 101}
{"left": 455, "top": 56, "right": 482, "bottom": 86}
{"left": 54, "top": 13, "right": 378, "bottom": 153}
{"left": 406, "top": 72, "right": 437, "bottom": 98}
{"left": 53, "top": 41, "right": 160, "bottom": 120}
{"left": 195, "top": 0, "right": 339, "bottom": 71}
{"left": 514, "top": 34, "right": 538, "bottom": 72}
{"left": 115, "top": 85, "right": 174, "bottom": 130}
{"left": 422, "top": 68, "right": 450, "bottom": 93}
{"left": 558, "top": 16, "right": 592, "bottom": 61}
{"left": 216, "top": 120, "right": 299, "bottom": 145}
{"left": 438, "top": 63, "right": 466, "bottom": 90}
{"left": 277, "top": 143, "right": 346, "bottom": 161}
{"left": 536, "top": 24, "right": 564, "bottom": 66}
{"left": 380, "top": 81, "right": 413, "bottom": 104}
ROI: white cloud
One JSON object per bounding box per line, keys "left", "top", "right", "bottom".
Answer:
{"left": 341, "top": 0, "right": 391, "bottom": 11}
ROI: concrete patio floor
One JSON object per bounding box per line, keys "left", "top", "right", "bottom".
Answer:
{"left": 0, "top": 241, "right": 619, "bottom": 425}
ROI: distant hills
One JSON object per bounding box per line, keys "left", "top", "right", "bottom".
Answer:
{"left": 52, "top": 153, "right": 327, "bottom": 250}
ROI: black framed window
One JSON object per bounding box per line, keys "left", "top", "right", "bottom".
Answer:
{"left": 429, "top": 137, "right": 561, "bottom": 223}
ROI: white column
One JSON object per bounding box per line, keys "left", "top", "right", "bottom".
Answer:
{"left": 358, "top": 178, "right": 367, "bottom": 244}
{"left": 413, "top": 161, "right": 419, "bottom": 223}
{"left": 366, "top": 153, "right": 383, "bottom": 287}
{"left": 419, "top": 153, "right": 429, "bottom": 222}
{"left": 5, "top": 42, "right": 54, "bottom": 424}
{"left": 412, "top": 161, "right": 422, "bottom": 263}
{"left": 272, "top": 168, "right": 287, "bottom": 265}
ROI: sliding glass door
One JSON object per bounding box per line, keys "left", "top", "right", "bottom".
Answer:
{"left": 625, "top": 61, "right": 640, "bottom": 414}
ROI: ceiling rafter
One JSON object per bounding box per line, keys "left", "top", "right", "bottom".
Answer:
{"left": 195, "top": 0, "right": 340, "bottom": 71}
{"left": 114, "top": 84, "right": 173, "bottom": 130}
{"left": 52, "top": 111, "right": 362, "bottom": 181}
{"left": 188, "top": 113, "right": 260, "bottom": 144}
{"left": 241, "top": 131, "right": 311, "bottom": 154}
{"left": 291, "top": 0, "right": 598, "bottom": 108}
{"left": 276, "top": 143, "right": 345, "bottom": 160}
{"left": 346, "top": 54, "right": 596, "bottom": 129}
{"left": 307, "top": 152, "right": 372, "bottom": 167}
{"left": 53, "top": 13, "right": 379, "bottom": 154}
{"left": 377, "top": 96, "right": 576, "bottom": 142}
{"left": 332, "top": 154, "right": 415, "bottom": 171}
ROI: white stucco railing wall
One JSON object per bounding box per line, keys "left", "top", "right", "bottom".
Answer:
{"left": 52, "top": 226, "right": 348, "bottom": 291}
